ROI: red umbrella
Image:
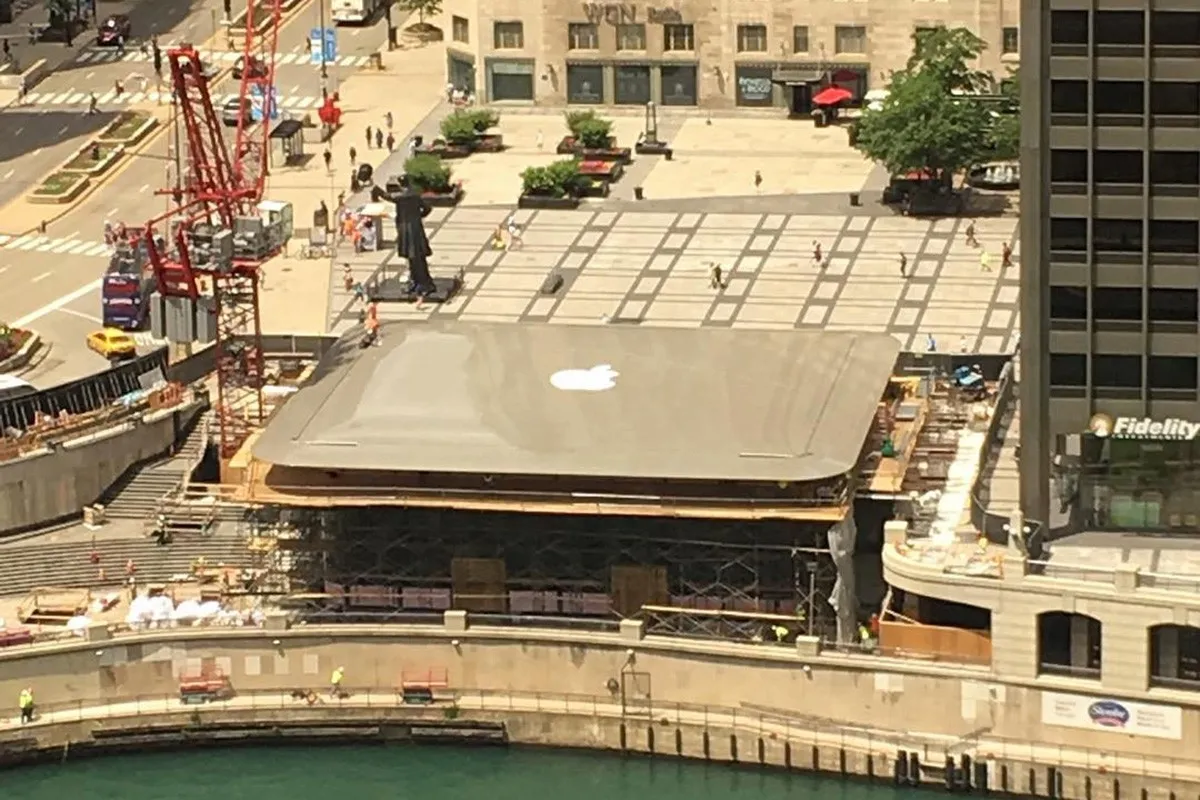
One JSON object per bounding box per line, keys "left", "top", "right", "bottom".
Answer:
{"left": 812, "top": 86, "right": 853, "bottom": 106}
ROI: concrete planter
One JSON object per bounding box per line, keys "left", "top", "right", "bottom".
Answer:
{"left": 98, "top": 114, "right": 158, "bottom": 146}
{"left": 422, "top": 184, "right": 463, "bottom": 208}
{"left": 61, "top": 142, "right": 125, "bottom": 176}
{"left": 518, "top": 194, "right": 580, "bottom": 210}
{"left": 0, "top": 331, "right": 42, "bottom": 374}
{"left": 29, "top": 173, "right": 90, "bottom": 204}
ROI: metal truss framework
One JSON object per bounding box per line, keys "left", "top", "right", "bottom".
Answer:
{"left": 263, "top": 507, "right": 839, "bottom": 638}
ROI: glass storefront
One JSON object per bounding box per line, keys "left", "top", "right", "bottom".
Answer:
{"left": 660, "top": 64, "right": 697, "bottom": 106}
{"left": 735, "top": 65, "right": 776, "bottom": 107}
{"left": 614, "top": 64, "right": 651, "bottom": 105}
{"left": 488, "top": 60, "right": 534, "bottom": 102}
{"left": 566, "top": 63, "right": 605, "bottom": 104}
{"left": 1079, "top": 431, "right": 1200, "bottom": 531}
{"left": 447, "top": 55, "right": 476, "bottom": 96}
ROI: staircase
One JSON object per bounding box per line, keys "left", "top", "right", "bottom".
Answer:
{"left": 99, "top": 412, "right": 213, "bottom": 521}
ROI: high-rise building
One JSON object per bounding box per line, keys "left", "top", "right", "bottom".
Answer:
{"left": 1020, "top": 3, "right": 1200, "bottom": 536}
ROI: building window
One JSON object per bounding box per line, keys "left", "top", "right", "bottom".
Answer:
{"left": 1093, "top": 219, "right": 1142, "bottom": 252}
{"left": 614, "top": 65, "right": 651, "bottom": 105}
{"left": 1050, "top": 286, "right": 1087, "bottom": 320}
{"left": 1151, "top": 82, "right": 1200, "bottom": 116}
{"left": 835, "top": 25, "right": 866, "bottom": 54}
{"left": 1051, "top": 10, "right": 1088, "bottom": 44}
{"left": 792, "top": 25, "right": 809, "bottom": 53}
{"left": 1038, "top": 612, "right": 1102, "bottom": 677}
{"left": 1050, "top": 149, "right": 1088, "bottom": 183}
{"left": 660, "top": 64, "right": 698, "bottom": 106}
{"left": 1093, "top": 354, "right": 1142, "bottom": 388}
{"left": 1151, "top": 12, "right": 1200, "bottom": 47}
{"left": 1149, "top": 288, "right": 1199, "bottom": 322}
{"left": 1050, "top": 217, "right": 1088, "bottom": 252}
{"left": 452, "top": 15, "right": 469, "bottom": 44}
{"left": 1149, "top": 357, "right": 1199, "bottom": 391}
{"left": 1050, "top": 80, "right": 1088, "bottom": 114}
{"left": 1002, "top": 26, "right": 1019, "bottom": 54}
{"left": 568, "top": 22, "right": 598, "bottom": 50}
{"left": 566, "top": 63, "right": 605, "bottom": 104}
{"left": 616, "top": 23, "right": 646, "bottom": 50}
{"left": 1150, "top": 625, "right": 1200, "bottom": 688}
{"left": 1049, "top": 354, "right": 1087, "bottom": 387}
{"left": 488, "top": 60, "right": 534, "bottom": 101}
{"left": 1094, "top": 150, "right": 1143, "bottom": 184}
{"left": 1092, "top": 287, "right": 1142, "bottom": 321}
{"left": 1095, "top": 10, "right": 1144, "bottom": 46}
{"left": 493, "top": 21, "right": 524, "bottom": 50}
{"left": 1151, "top": 152, "right": 1200, "bottom": 186}
{"left": 1094, "top": 81, "right": 1143, "bottom": 115}
{"left": 664, "top": 24, "right": 694, "bottom": 51}
{"left": 1151, "top": 220, "right": 1200, "bottom": 254}
{"left": 736, "top": 24, "right": 767, "bottom": 53}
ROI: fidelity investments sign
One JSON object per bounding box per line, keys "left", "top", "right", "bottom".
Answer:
{"left": 1089, "top": 414, "right": 1200, "bottom": 440}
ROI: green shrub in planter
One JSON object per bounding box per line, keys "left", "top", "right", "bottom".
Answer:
{"left": 575, "top": 116, "right": 614, "bottom": 149}
{"left": 403, "top": 154, "right": 453, "bottom": 193}
{"left": 466, "top": 108, "right": 500, "bottom": 133}
{"left": 521, "top": 158, "right": 584, "bottom": 198}
{"left": 439, "top": 112, "right": 478, "bottom": 145}
{"left": 565, "top": 109, "right": 599, "bottom": 137}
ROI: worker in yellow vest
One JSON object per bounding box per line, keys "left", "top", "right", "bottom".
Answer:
{"left": 330, "top": 666, "right": 345, "bottom": 698}
{"left": 18, "top": 687, "right": 33, "bottom": 724}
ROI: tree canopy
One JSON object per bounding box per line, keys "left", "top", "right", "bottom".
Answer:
{"left": 854, "top": 26, "right": 1017, "bottom": 181}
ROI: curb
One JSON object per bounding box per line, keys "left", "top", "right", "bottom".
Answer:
{"left": 0, "top": 332, "right": 43, "bottom": 374}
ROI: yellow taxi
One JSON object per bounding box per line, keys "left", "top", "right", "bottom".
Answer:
{"left": 86, "top": 328, "right": 138, "bottom": 361}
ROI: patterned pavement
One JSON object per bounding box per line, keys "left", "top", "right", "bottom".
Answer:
{"left": 328, "top": 206, "right": 1021, "bottom": 354}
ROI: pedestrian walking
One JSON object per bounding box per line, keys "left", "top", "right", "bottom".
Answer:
{"left": 811, "top": 240, "right": 822, "bottom": 266}
{"left": 965, "top": 221, "right": 977, "bottom": 247}
{"left": 375, "top": 128, "right": 384, "bottom": 149}
{"left": 925, "top": 333, "right": 937, "bottom": 353}
{"left": 87, "top": 92, "right": 98, "bottom": 115}
{"left": 330, "top": 666, "right": 345, "bottom": 698}
{"left": 407, "top": 136, "right": 417, "bottom": 157}
{"left": 536, "top": 129, "right": 544, "bottom": 150}
{"left": 709, "top": 263, "right": 724, "bottom": 290}
{"left": 2, "top": 39, "right": 10, "bottom": 62}
{"left": 366, "top": 125, "right": 373, "bottom": 148}
{"left": 1001, "top": 241, "right": 1013, "bottom": 268}
{"left": 113, "top": 79, "right": 124, "bottom": 98}
{"left": 385, "top": 132, "right": 394, "bottom": 152}
{"left": 980, "top": 250, "right": 992, "bottom": 272}
{"left": 348, "top": 146, "right": 357, "bottom": 167}
{"left": 323, "top": 148, "right": 332, "bottom": 172}
{"left": 384, "top": 111, "right": 393, "bottom": 130}
{"left": 754, "top": 170, "right": 762, "bottom": 192}
{"left": 959, "top": 335, "right": 969, "bottom": 354}
{"left": 342, "top": 263, "right": 354, "bottom": 292}
{"left": 899, "top": 252, "right": 908, "bottom": 277}
{"left": 505, "top": 215, "right": 524, "bottom": 250}
{"left": 18, "top": 687, "right": 33, "bottom": 725}
{"left": 116, "top": 35, "right": 125, "bottom": 57}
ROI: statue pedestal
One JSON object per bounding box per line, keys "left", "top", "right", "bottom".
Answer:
{"left": 368, "top": 275, "right": 463, "bottom": 304}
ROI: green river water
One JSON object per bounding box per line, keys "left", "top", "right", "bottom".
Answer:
{"left": 1, "top": 744, "right": 944, "bottom": 800}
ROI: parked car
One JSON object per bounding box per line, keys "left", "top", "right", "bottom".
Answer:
{"left": 233, "top": 54, "right": 266, "bottom": 79}
{"left": 96, "top": 14, "right": 131, "bottom": 46}
{"left": 222, "top": 97, "right": 252, "bottom": 126}
{"left": 86, "top": 328, "right": 137, "bottom": 361}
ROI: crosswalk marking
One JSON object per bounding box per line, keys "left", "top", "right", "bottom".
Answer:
{"left": 0, "top": 235, "right": 110, "bottom": 257}
{"left": 74, "top": 47, "right": 372, "bottom": 69}
{"left": 21, "top": 89, "right": 323, "bottom": 110}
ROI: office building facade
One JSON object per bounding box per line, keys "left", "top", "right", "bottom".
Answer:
{"left": 1020, "top": 1, "right": 1200, "bottom": 534}
{"left": 439, "top": 0, "right": 1019, "bottom": 110}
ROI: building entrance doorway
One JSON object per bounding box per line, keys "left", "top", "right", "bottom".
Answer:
{"left": 789, "top": 83, "right": 813, "bottom": 116}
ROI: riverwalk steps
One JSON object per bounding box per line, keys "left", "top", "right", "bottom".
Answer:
{"left": 0, "top": 690, "right": 1191, "bottom": 800}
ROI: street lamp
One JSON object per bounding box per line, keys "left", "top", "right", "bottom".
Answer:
{"left": 317, "top": 0, "right": 328, "bottom": 98}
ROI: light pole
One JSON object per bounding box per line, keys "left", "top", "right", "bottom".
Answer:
{"left": 317, "top": 0, "right": 328, "bottom": 99}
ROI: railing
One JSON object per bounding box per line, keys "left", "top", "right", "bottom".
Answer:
{"left": 1138, "top": 572, "right": 1200, "bottom": 594}
{"left": 7, "top": 685, "right": 1200, "bottom": 781}
{"left": 968, "top": 359, "right": 1017, "bottom": 541}
{"left": 1027, "top": 560, "right": 1122, "bottom": 584}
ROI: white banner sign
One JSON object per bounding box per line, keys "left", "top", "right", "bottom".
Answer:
{"left": 1041, "top": 692, "right": 1182, "bottom": 740}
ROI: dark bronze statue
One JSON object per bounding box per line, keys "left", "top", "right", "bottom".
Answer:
{"left": 372, "top": 174, "right": 433, "bottom": 295}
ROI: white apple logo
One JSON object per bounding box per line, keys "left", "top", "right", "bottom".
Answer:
{"left": 550, "top": 364, "right": 619, "bottom": 392}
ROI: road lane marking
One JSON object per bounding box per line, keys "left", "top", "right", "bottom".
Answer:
{"left": 13, "top": 280, "right": 104, "bottom": 328}
{"left": 106, "top": 208, "right": 119, "bottom": 217}
{"left": 1, "top": 170, "right": 11, "bottom": 180}
{"left": 86, "top": 70, "right": 95, "bottom": 79}
{"left": 58, "top": 307, "right": 102, "bottom": 323}
{"left": 7, "top": 235, "right": 34, "bottom": 249}
{"left": 48, "top": 240, "right": 78, "bottom": 253}
{"left": 34, "top": 240, "right": 55, "bottom": 252}
{"left": 140, "top": 184, "right": 150, "bottom": 193}
{"left": 31, "top": 271, "right": 52, "bottom": 283}
{"left": 0, "top": 266, "right": 7, "bottom": 275}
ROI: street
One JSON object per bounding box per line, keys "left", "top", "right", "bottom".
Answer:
{"left": 0, "top": 0, "right": 390, "bottom": 387}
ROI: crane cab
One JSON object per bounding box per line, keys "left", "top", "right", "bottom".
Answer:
{"left": 257, "top": 200, "right": 294, "bottom": 252}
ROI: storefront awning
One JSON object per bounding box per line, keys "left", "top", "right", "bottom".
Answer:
{"left": 771, "top": 68, "right": 822, "bottom": 85}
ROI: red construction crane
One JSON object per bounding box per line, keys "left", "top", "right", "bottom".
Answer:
{"left": 141, "top": 1, "right": 289, "bottom": 463}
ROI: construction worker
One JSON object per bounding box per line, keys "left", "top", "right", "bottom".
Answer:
{"left": 330, "top": 666, "right": 345, "bottom": 698}
{"left": 770, "top": 624, "right": 788, "bottom": 643}
{"left": 18, "top": 687, "right": 33, "bottom": 724}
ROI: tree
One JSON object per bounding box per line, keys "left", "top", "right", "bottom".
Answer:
{"left": 988, "top": 68, "right": 1021, "bottom": 161}
{"left": 44, "top": 0, "right": 76, "bottom": 45}
{"left": 908, "top": 26, "right": 992, "bottom": 93}
{"left": 399, "top": 0, "right": 441, "bottom": 27}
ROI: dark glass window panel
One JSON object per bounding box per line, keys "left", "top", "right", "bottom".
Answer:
{"left": 1152, "top": 82, "right": 1200, "bottom": 115}
{"left": 1094, "top": 11, "right": 1144, "bottom": 45}
{"left": 1149, "top": 288, "right": 1198, "bottom": 322}
{"left": 1051, "top": 149, "right": 1088, "bottom": 182}
{"left": 1094, "top": 150, "right": 1143, "bottom": 183}
{"left": 1051, "top": 80, "right": 1088, "bottom": 114}
{"left": 1051, "top": 10, "right": 1089, "bottom": 44}
{"left": 1149, "top": 356, "right": 1199, "bottom": 389}
{"left": 1050, "top": 353, "right": 1087, "bottom": 386}
{"left": 1092, "top": 354, "right": 1142, "bottom": 388}
{"left": 1050, "top": 217, "right": 1088, "bottom": 251}
{"left": 1092, "top": 287, "right": 1142, "bottom": 320}
{"left": 1092, "top": 218, "right": 1143, "bottom": 252}
{"left": 1150, "top": 220, "right": 1199, "bottom": 254}
{"left": 565, "top": 64, "right": 605, "bottom": 104}
{"left": 1095, "top": 81, "right": 1144, "bottom": 114}
{"left": 1151, "top": 12, "right": 1200, "bottom": 46}
{"left": 659, "top": 65, "right": 697, "bottom": 106}
{"left": 1050, "top": 286, "right": 1088, "bottom": 319}
{"left": 614, "top": 65, "right": 651, "bottom": 105}
{"left": 1150, "top": 151, "right": 1200, "bottom": 186}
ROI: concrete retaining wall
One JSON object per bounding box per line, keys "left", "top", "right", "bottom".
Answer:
{"left": 0, "top": 400, "right": 205, "bottom": 534}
